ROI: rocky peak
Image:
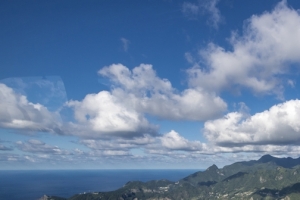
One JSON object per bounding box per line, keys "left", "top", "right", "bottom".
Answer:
{"left": 206, "top": 164, "right": 218, "bottom": 171}
{"left": 258, "top": 154, "right": 275, "bottom": 163}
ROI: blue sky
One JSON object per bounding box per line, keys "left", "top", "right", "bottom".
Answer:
{"left": 1, "top": 0, "right": 300, "bottom": 169}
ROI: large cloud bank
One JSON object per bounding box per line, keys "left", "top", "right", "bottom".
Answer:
{"left": 188, "top": 0, "right": 300, "bottom": 97}
{"left": 0, "top": 83, "right": 61, "bottom": 133}
{"left": 204, "top": 100, "right": 300, "bottom": 146}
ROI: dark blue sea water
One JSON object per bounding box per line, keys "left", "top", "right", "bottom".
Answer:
{"left": 0, "top": 169, "right": 200, "bottom": 200}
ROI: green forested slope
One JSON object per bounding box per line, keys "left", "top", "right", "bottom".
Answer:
{"left": 45, "top": 155, "right": 300, "bottom": 200}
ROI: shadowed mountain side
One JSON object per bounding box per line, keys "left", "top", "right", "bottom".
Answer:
{"left": 253, "top": 182, "right": 300, "bottom": 199}
{"left": 258, "top": 154, "right": 300, "bottom": 168}
{"left": 222, "top": 171, "right": 248, "bottom": 182}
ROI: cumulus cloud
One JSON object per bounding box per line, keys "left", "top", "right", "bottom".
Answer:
{"left": 66, "top": 91, "right": 157, "bottom": 138}
{"left": 204, "top": 99, "right": 300, "bottom": 147}
{"left": 99, "top": 63, "right": 173, "bottom": 93}
{"left": 0, "top": 65, "right": 226, "bottom": 140}
{"left": 99, "top": 63, "right": 227, "bottom": 121}
{"left": 188, "top": 0, "right": 300, "bottom": 98}
{"left": 160, "top": 130, "right": 204, "bottom": 151}
{"left": 0, "top": 83, "right": 62, "bottom": 133}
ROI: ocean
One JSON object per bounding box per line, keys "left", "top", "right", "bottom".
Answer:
{"left": 0, "top": 169, "right": 200, "bottom": 200}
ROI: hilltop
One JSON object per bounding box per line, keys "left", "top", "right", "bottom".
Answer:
{"left": 45, "top": 155, "right": 300, "bottom": 200}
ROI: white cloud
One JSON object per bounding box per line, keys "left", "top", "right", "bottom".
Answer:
{"left": 188, "top": 0, "right": 300, "bottom": 98}
{"left": 120, "top": 37, "right": 130, "bottom": 52}
{"left": 0, "top": 83, "right": 62, "bottom": 133}
{"left": 204, "top": 99, "right": 300, "bottom": 146}
{"left": 0, "top": 65, "right": 226, "bottom": 140}
{"left": 99, "top": 63, "right": 227, "bottom": 121}
{"left": 139, "top": 88, "right": 226, "bottom": 121}
{"left": 99, "top": 63, "right": 173, "bottom": 93}
{"left": 67, "top": 90, "right": 157, "bottom": 138}
{"left": 160, "top": 130, "right": 204, "bottom": 151}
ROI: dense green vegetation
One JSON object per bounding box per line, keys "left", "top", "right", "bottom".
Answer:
{"left": 45, "top": 155, "right": 300, "bottom": 200}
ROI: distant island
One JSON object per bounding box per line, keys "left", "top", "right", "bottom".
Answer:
{"left": 42, "top": 155, "right": 300, "bottom": 200}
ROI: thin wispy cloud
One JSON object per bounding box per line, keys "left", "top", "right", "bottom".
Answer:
{"left": 182, "top": 0, "right": 222, "bottom": 29}
{"left": 120, "top": 37, "right": 130, "bottom": 52}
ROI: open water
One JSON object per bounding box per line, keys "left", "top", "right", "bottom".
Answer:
{"left": 0, "top": 169, "right": 199, "bottom": 200}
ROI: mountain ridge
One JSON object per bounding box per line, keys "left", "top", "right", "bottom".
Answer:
{"left": 45, "top": 155, "right": 300, "bottom": 200}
